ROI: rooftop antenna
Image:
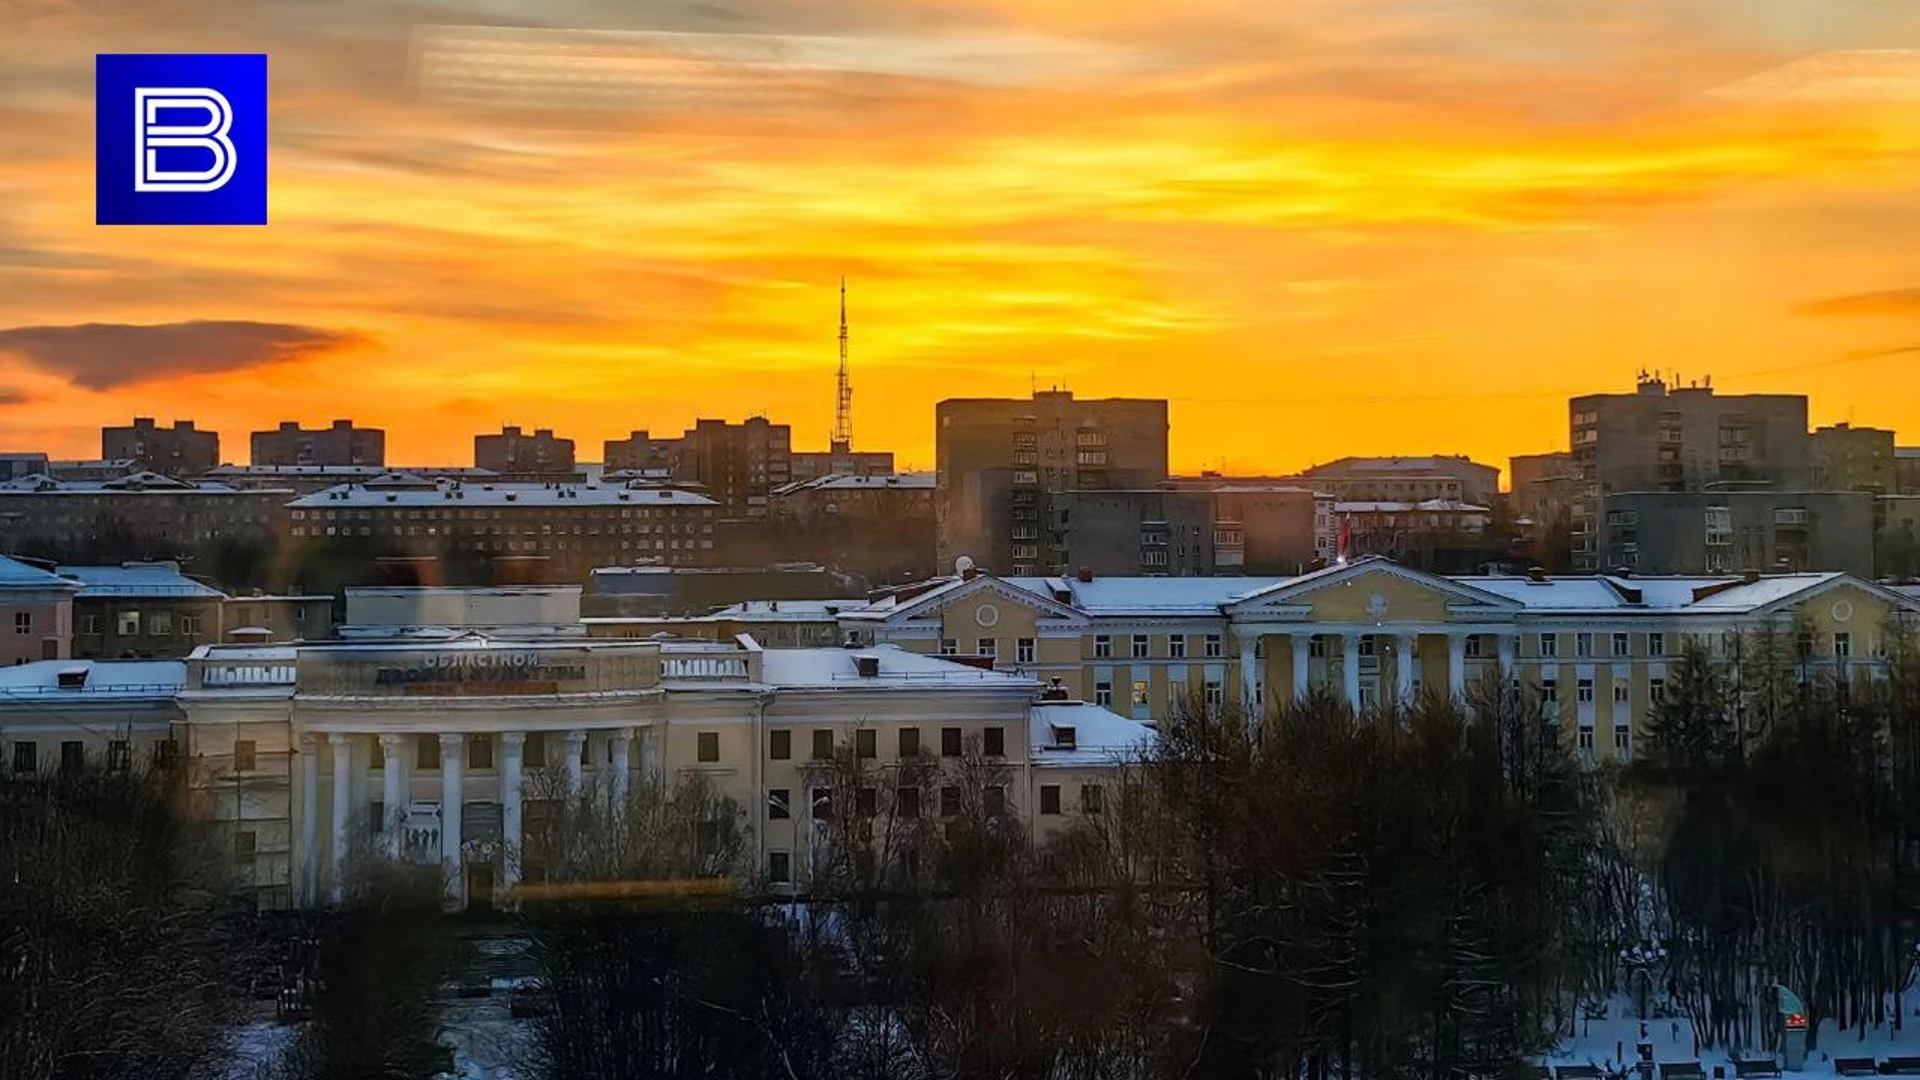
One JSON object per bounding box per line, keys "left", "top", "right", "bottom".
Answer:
{"left": 831, "top": 277, "right": 852, "bottom": 455}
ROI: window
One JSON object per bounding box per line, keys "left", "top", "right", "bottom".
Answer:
{"left": 107, "top": 740, "right": 130, "bottom": 772}
{"left": 898, "top": 728, "right": 920, "bottom": 758}
{"left": 234, "top": 831, "right": 257, "bottom": 860}
{"left": 1539, "top": 633, "right": 1559, "bottom": 658}
{"left": 1577, "top": 726, "right": 1595, "bottom": 751}
{"left": 1132, "top": 680, "right": 1150, "bottom": 705}
{"left": 1612, "top": 632, "right": 1630, "bottom": 657}
{"left": 10, "top": 740, "right": 34, "bottom": 774}
{"left": 1310, "top": 635, "right": 1326, "bottom": 658}
{"left": 233, "top": 739, "right": 256, "bottom": 772}
{"left": 938, "top": 638, "right": 957, "bottom": 656}
{"left": 1576, "top": 633, "right": 1593, "bottom": 658}
{"left": 61, "top": 740, "right": 83, "bottom": 772}
{"left": 1650, "top": 678, "right": 1666, "bottom": 703}
{"left": 1094, "top": 634, "right": 1112, "bottom": 658}
{"left": 11, "top": 611, "right": 27, "bottom": 635}
{"left": 1016, "top": 637, "right": 1035, "bottom": 664}
{"left": 896, "top": 787, "right": 921, "bottom": 818}
{"left": 983, "top": 727, "right": 1005, "bottom": 757}
{"left": 768, "top": 789, "right": 791, "bottom": 820}
{"left": 80, "top": 615, "right": 100, "bottom": 635}
{"left": 1541, "top": 679, "right": 1558, "bottom": 704}
{"left": 1614, "top": 727, "right": 1632, "bottom": 753}
{"left": 117, "top": 611, "right": 140, "bottom": 636}
{"left": 524, "top": 731, "right": 545, "bottom": 768}
{"left": 1204, "top": 680, "right": 1223, "bottom": 709}
{"left": 416, "top": 735, "right": 437, "bottom": 771}
{"left": 856, "top": 787, "right": 878, "bottom": 817}
{"left": 178, "top": 615, "right": 197, "bottom": 636}
{"left": 697, "top": 732, "right": 720, "bottom": 762}
{"left": 1131, "top": 634, "right": 1149, "bottom": 659}
{"left": 984, "top": 786, "right": 1007, "bottom": 817}
{"left": 811, "top": 787, "right": 832, "bottom": 820}
{"left": 1358, "top": 635, "right": 1376, "bottom": 658}
{"left": 369, "top": 800, "right": 385, "bottom": 835}
{"left": 1095, "top": 680, "right": 1113, "bottom": 706}
{"left": 1614, "top": 682, "right": 1630, "bottom": 704}
{"left": 1648, "top": 632, "right": 1666, "bottom": 657}
{"left": 1835, "top": 632, "right": 1852, "bottom": 660}
{"left": 150, "top": 611, "right": 173, "bottom": 636}
{"left": 851, "top": 728, "right": 875, "bottom": 759}
{"left": 1704, "top": 506, "right": 1733, "bottom": 547}
{"left": 811, "top": 729, "right": 834, "bottom": 760}
{"left": 154, "top": 739, "right": 178, "bottom": 768}
{"left": 370, "top": 737, "right": 386, "bottom": 770}
{"left": 1168, "top": 635, "right": 1186, "bottom": 659}
{"left": 1040, "top": 784, "right": 1062, "bottom": 815}
{"left": 1082, "top": 784, "right": 1104, "bottom": 814}
{"left": 1577, "top": 678, "right": 1595, "bottom": 703}
{"left": 941, "top": 727, "right": 962, "bottom": 757}
{"left": 1204, "top": 634, "right": 1223, "bottom": 658}
{"left": 1464, "top": 635, "right": 1482, "bottom": 658}
{"left": 767, "top": 851, "right": 791, "bottom": 884}
{"left": 939, "top": 786, "right": 961, "bottom": 817}
{"left": 769, "top": 729, "right": 791, "bottom": 760}
{"left": 469, "top": 734, "right": 494, "bottom": 770}
{"left": 977, "top": 638, "right": 996, "bottom": 660}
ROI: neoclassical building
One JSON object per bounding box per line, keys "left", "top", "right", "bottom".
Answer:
{"left": 0, "top": 585, "right": 1150, "bottom": 911}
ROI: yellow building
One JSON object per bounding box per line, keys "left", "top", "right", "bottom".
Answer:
{"left": 841, "top": 556, "right": 1920, "bottom": 765}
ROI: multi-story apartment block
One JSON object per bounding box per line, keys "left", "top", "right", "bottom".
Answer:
{"left": 0, "top": 585, "right": 1151, "bottom": 911}
{"left": 1899, "top": 448, "right": 1920, "bottom": 495}
{"left": 1297, "top": 455, "right": 1500, "bottom": 507}
{"left": 252, "top": 420, "right": 386, "bottom": 468}
{"left": 789, "top": 449, "right": 895, "bottom": 482}
{"left": 936, "top": 390, "right": 1169, "bottom": 576}
{"left": 1811, "top": 422, "right": 1897, "bottom": 494}
{"left": 772, "top": 473, "right": 935, "bottom": 583}
{"left": 55, "top": 561, "right": 334, "bottom": 658}
{"left": 0, "top": 556, "right": 78, "bottom": 665}
{"left": 831, "top": 556, "right": 1920, "bottom": 765}
{"left": 1510, "top": 451, "right": 1576, "bottom": 523}
{"left": 1569, "top": 375, "right": 1812, "bottom": 569}
{"left": 1597, "top": 491, "right": 1875, "bottom": 576}
{"left": 670, "top": 418, "right": 792, "bottom": 520}
{"left": 602, "top": 431, "right": 679, "bottom": 474}
{"left": 1054, "top": 487, "right": 1321, "bottom": 577}
{"left": 102, "top": 418, "right": 220, "bottom": 477}
{"left": 285, "top": 475, "right": 721, "bottom": 579}
{"left": 475, "top": 426, "right": 576, "bottom": 475}
{"left": 0, "top": 473, "right": 292, "bottom": 572}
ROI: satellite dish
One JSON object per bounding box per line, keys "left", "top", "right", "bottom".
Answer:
{"left": 954, "top": 555, "right": 975, "bottom": 576}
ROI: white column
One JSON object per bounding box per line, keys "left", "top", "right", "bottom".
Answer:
{"left": 299, "top": 735, "right": 319, "bottom": 906}
{"left": 609, "top": 728, "right": 633, "bottom": 806}
{"left": 1396, "top": 634, "right": 1417, "bottom": 703}
{"left": 563, "top": 729, "right": 586, "bottom": 792}
{"left": 500, "top": 732, "right": 525, "bottom": 895}
{"left": 1291, "top": 634, "right": 1311, "bottom": 701}
{"left": 1448, "top": 634, "right": 1468, "bottom": 699}
{"left": 638, "top": 727, "right": 662, "bottom": 789}
{"left": 329, "top": 734, "right": 352, "bottom": 903}
{"left": 1238, "top": 634, "right": 1259, "bottom": 711}
{"left": 1497, "top": 632, "right": 1517, "bottom": 680}
{"left": 439, "top": 733, "right": 465, "bottom": 909}
{"left": 380, "top": 734, "right": 406, "bottom": 859}
{"left": 1342, "top": 633, "right": 1362, "bottom": 711}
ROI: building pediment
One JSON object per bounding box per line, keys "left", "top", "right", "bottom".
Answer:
{"left": 856, "top": 573, "right": 1088, "bottom": 627}
{"left": 1225, "top": 557, "right": 1521, "bottom": 622}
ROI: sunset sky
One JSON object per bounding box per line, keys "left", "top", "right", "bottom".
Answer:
{"left": 6, "top": 0, "right": 1920, "bottom": 477}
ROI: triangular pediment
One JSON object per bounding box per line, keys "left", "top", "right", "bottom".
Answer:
{"left": 859, "top": 573, "right": 1087, "bottom": 626}
{"left": 1225, "top": 556, "right": 1522, "bottom": 618}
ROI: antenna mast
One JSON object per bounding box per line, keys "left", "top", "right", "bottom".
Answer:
{"left": 832, "top": 277, "right": 852, "bottom": 454}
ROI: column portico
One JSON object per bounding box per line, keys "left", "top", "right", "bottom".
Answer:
{"left": 1291, "top": 633, "right": 1311, "bottom": 701}
{"left": 609, "top": 728, "right": 633, "bottom": 806}
{"left": 1238, "top": 635, "right": 1259, "bottom": 712}
{"left": 299, "top": 736, "right": 319, "bottom": 906}
{"left": 500, "top": 732, "right": 525, "bottom": 896}
{"left": 1447, "top": 634, "right": 1467, "bottom": 699}
{"left": 1497, "top": 632, "right": 1517, "bottom": 679}
{"left": 379, "top": 733, "right": 406, "bottom": 859}
{"left": 1395, "top": 634, "right": 1417, "bottom": 703}
{"left": 439, "top": 733, "right": 465, "bottom": 909}
{"left": 563, "top": 730, "right": 586, "bottom": 792}
{"left": 328, "top": 733, "right": 352, "bottom": 903}
{"left": 1341, "top": 633, "right": 1362, "bottom": 711}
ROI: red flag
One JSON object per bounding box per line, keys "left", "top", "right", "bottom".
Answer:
{"left": 1336, "top": 514, "right": 1353, "bottom": 560}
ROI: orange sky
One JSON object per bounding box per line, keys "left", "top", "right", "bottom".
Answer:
{"left": 6, "top": 0, "right": 1920, "bottom": 478}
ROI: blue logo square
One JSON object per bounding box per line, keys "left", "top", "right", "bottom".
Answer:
{"left": 96, "top": 54, "right": 268, "bottom": 226}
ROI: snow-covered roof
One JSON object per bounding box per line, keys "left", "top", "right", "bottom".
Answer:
{"left": 1334, "top": 498, "right": 1489, "bottom": 513}
{"left": 290, "top": 480, "right": 717, "bottom": 508}
{"left": 0, "top": 555, "right": 78, "bottom": 591}
{"left": 758, "top": 645, "right": 1035, "bottom": 688}
{"left": 207, "top": 465, "right": 391, "bottom": 477}
{"left": 775, "top": 472, "right": 934, "bottom": 495}
{"left": 0, "top": 473, "right": 254, "bottom": 494}
{"left": 0, "top": 659, "right": 186, "bottom": 697}
{"left": 1029, "top": 700, "right": 1156, "bottom": 766}
{"left": 1007, "top": 575, "right": 1291, "bottom": 616}
{"left": 56, "top": 563, "right": 226, "bottom": 599}
{"left": 710, "top": 599, "right": 866, "bottom": 620}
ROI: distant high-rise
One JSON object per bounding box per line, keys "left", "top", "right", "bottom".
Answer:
{"left": 102, "top": 418, "right": 219, "bottom": 477}
{"left": 936, "top": 390, "right": 1169, "bottom": 575}
{"left": 671, "top": 418, "right": 792, "bottom": 520}
{"left": 603, "top": 430, "right": 678, "bottom": 474}
{"left": 1571, "top": 373, "right": 1811, "bottom": 571}
{"left": 475, "top": 426, "right": 575, "bottom": 474}
{"left": 251, "top": 419, "right": 385, "bottom": 467}
{"left": 1810, "top": 422, "right": 1896, "bottom": 494}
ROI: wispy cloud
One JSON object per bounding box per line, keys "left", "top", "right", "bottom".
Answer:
{"left": 1799, "top": 288, "right": 1920, "bottom": 316}
{"left": 0, "top": 321, "right": 369, "bottom": 390}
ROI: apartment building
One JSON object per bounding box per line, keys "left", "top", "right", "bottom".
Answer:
{"left": 102, "top": 418, "right": 220, "bottom": 477}
{"left": 1811, "top": 423, "right": 1897, "bottom": 494}
{"left": 936, "top": 390, "right": 1169, "bottom": 576}
{"left": 1598, "top": 491, "right": 1875, "bottom": 576}
{"left": 1510, "top": 451, "right": 1576, "bottom": 523}
{"left": 252, "top": 420, "right": 386, "bottom": 468}
{"left": 0, "top": 556, "right": 77, "bottom": 665}
{"left": 1569, "top": 375, "right": 1812, "bottom": 569}
{"left": 0, "top": 472, "right": 292, "bottom": 571}
{"left": 474, "top": 426, "right": 576, "bottom": 475}
{"left": 789, "top": 448, "right": 895, "bottom": 482}
{"left": 1298, "top": 454, "right": 1500, "bottom": 507}
{"left": 670, "top": 418, "right": 793, "bottom": 520}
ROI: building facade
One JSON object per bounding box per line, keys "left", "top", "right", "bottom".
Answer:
{"left": 475, "top": 427, "right": 576, "bottom": 475}
{"left": 771, "top": 473, "right": 936, "bottom": 583}
{"left": 102, "top": 418, "right": 220, "bottom": 477}
{"left": 1297, "top": 455, "right": 1500, "bottom": 508}
{"left": 671, "top": 418, "right": 793, "bottom": 521}
{"left": 936, "top": 390, "right": 1170, "bottom": 577}
{"left": 252, "top": 420, "right": 386, "bottom": 468}
{"left": 0, "top": 556, "right": 78, "bottom": 666}
{"left": 0, "top": 473, "right": 292, "bottom": 574}
{"left": 789, "top": 449, "right": 895, "bottom": 482}
{"left": 1569, "top": 376, "right": 1812, "bottom": 570}
{"left": 603, "top": 431, "right": 678, "bottom": 474}
{"left": 1510, "top": 451, "right": 1576, "bottom": 523}
{"left": 1597, "top": 491, "right": 1875, "bottom": 577}
{"left": 1810, "top": 423, "right": 1897, "bottom": 494}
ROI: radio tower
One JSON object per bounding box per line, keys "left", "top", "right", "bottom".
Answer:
{"left": 831, "top": 277, "right": 852, "bottom": 454}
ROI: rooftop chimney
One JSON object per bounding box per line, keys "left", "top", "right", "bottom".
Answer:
{"left": 1077, "top": 567, "right": 1094, "bottom": 583}
{"left": 1742, "top": 568, "right": 1762, "bottom": 584}
{"left": 854, "top": 654, "right": 880, "bottom": 678}
{"left": 1526, "top": 566, "right": 1548, "bottom": 583}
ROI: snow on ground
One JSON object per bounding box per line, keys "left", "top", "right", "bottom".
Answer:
{"left": 204, "top": 1015, "right": 294, "bottom": 1080}
{"left": 1547, "top": 998, "right": 1920, "bottom": 1075}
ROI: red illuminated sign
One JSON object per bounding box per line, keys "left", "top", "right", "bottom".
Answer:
{"left": 1786, "top": 1013, "right": 1807, "bottom": 1030}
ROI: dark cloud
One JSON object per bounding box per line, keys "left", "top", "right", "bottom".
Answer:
{"left": 1798, "top": 289, "right": 1920, "bottom": 317}
{"left": 0, "top": 320, "right": 368, "bottom": 389}
{"left": 0, "top": 388, "right": 34, "bottom": 406}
